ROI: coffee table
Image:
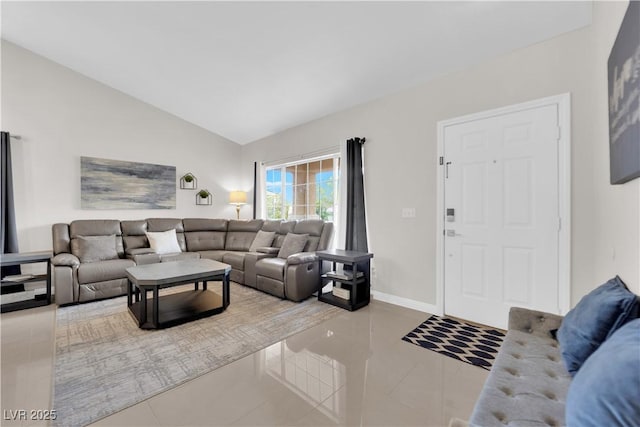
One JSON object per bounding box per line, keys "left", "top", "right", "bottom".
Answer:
{"left": 126, "top": 258, "right": 231, "bottom": 329}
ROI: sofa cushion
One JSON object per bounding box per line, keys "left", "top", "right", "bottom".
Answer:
{"left": 294, "top": 220, "right": 324, "bottom": 252}
{"left": 278, "top": 233, "right": 308, "bottom": 258}
{"left": 198, "top": 250, "right": 230, "bottom": 262}
{"left": 146, "top": 229, "right": 182, "bottom": 255}
{"left": 225, "top": 220, "right": 263, "bottom": 251}
{"left": 227, "top": 219, "right": 263, "bottom": 232}
{"left": 147, "top": 218, "right": 184, "bottom": 233}
{"left": 256, "top": 258, "right": 286, "bottom": 281}
{"left": 77, "top": 259, "right": 135, "bottom": 284}
{"left": 261, "top": 220, "right": 282, "bottom": 233}
{"left": 249, "top": 230, "right": 276, "bottom": 252}
{"left": 225, "top": 232, "right": 257, "bottom": 251}
{"left": 272, "top": 221, "right": 297, "bottom": 248}
{"left": 223, "top": 252, "right": 248, "bottom": 270}
{"left": 123, "top": 235, "right": 148, "bottom": 251}
{"left": 159, "top": 252, "right": 200, "bottom": 263}
{"left": 566, "top": 318, "right": 640, "bottom": 426}
{"left": 121, "top": 220, "right": 147, "bottom": 236}
{"left": 71, "top": 235, "right": 119, "bottom": 263}
{"left": 557, "top": 276, "right": 639, "bottom": 375}
{"left": 70, "top": 220, "right": 121, "bottom": 238}
{"left": 121, "top": 220, "right": 149, "bottom": 251}
{"left": 185, "top": 231, "right": 226, "bottom": 251}
{"left": 183, "top": 218, "right": 228, "bottom": 232}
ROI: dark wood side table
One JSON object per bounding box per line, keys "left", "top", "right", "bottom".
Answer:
{"left": 317, "top": 249, "right": 374, "bottom": 311}
{"left": 0, "top": 250, "right": 53, "bottom": 313}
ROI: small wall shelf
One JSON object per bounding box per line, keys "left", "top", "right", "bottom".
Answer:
{"left": 196, "top": 189, "right": 212, "bottom": 205}
{"left": 180, "top": 173, "right": 198, "bottom": 190}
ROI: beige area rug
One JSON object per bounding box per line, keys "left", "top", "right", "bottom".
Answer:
{"left": 53, "top": 282, "right": 340, "bottom": 426}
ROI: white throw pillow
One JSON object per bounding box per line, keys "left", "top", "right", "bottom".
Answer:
{"left": 145, "top": 229, "right": 182, "bottom": 255}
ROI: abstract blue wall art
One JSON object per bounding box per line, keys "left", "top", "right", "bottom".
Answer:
{"left": 81, "top": 157, "right": 176, "bottom": 209}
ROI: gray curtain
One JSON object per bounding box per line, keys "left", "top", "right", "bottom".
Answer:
{"left": 345, "top": 137, "right": 368, "bottom": 253}
{"left": 1, "top": 131, "right": 20, "bottom": 277}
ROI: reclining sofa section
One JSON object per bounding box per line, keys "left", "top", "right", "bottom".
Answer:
{"left": 51, "top": 218, "right": 334, "bottom": 305}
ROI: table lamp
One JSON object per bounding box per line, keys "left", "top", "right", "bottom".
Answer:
{"left": 229, "top": 191, "right": 247, "bottom": 219}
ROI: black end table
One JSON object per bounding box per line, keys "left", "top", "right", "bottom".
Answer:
{"left": 317, "top": 249, "right": 373, "bottom": 311}
{"left": 1, "top": 251, "right": 53, "bottom": 313}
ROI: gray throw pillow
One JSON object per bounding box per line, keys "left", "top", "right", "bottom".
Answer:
{"left": 71, "top": 235, "right": 119, "bottom": 263}
{"left": 249, "top": 230, "right": 276, "bottom": 252}
{"left": 278, "top": 233, "right": 308, "bottom": 259}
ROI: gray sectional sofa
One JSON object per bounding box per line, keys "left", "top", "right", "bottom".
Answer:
{"left": 51, "top": 218, "right": 333, "bottom": 305}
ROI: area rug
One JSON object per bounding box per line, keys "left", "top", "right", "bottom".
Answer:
{"left": 402, "top": 315, "right": 505, "bottom": 370}
{"left": 53, "top": 282, "right": 340, "bottom": 426}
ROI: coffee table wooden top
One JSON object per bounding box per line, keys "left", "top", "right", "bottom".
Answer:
{"left": 126, "top": 259, "right": 231, "bottom": 286}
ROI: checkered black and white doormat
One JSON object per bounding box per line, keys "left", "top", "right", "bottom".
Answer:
{"left": 402, "top": 315, "right": 505, "bottom": 370}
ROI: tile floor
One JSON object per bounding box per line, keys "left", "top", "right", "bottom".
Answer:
{"left": 1, "top": 297, "right": 488, "bottom": 426}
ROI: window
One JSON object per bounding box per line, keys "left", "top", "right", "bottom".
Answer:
{"left": 265, "top": 154, "right": 340, "bottom": 222}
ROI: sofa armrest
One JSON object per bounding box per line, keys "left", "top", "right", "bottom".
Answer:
{"left": 51, "top": 255, "right": 80, "bottom": 305}
{"left": 131, "top": 253, "right": 161, "bottom": 265}
{"left": 245, "top": 251, "right": 277, "bottom": 287}
{"left": 286, "top": 252, "right": 318, "bottom": 265}
{"left": 508, "top": 307, "right": 564, "bottom": 338}
{"left": 125, "top": 247, "right": 155, "bottom": 257}
{"left": 256, "top": 247, "right": 280, "bottom": 255}
{"left": 51, "top": 253, "right": 80, "bottom": 267}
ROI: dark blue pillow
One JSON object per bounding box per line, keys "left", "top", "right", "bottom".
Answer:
{"left": 557, "top": 276, "right": 639, "bottom": 375}
{"left": 566, "top": 318, "right": 640, "bottom": 426}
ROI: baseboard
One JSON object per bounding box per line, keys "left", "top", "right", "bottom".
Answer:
{"left": 371, "top": 290, "right": 441, "bottom": 315}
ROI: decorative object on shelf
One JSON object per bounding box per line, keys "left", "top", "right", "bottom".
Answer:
{"left": 196, "top": 189, "right": 212, "bottom": 205}
{"left": 81, "top": 157, "right": 176, "bottom": 209}
{"left": 229, "top": 191, "right": 247, "bottom": 219}
{"left": 179, "top": 173, "right": 198, "bottom": 189}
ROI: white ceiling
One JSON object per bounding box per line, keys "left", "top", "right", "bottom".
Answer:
{"left": 2, "top": 1, "right": 591, "bottom": 145}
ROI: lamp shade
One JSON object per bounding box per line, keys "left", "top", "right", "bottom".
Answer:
{"left": 229, "top": 191, "right": 247, "bottom": 205}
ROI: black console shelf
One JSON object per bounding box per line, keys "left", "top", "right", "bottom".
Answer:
{"left": 317, "top": 249, "right": 373, "bottom": 311}
{"left": 1, "top": 251, "right": 53, "bottom": 313}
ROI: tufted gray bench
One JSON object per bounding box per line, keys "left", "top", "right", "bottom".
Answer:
{"left": 470, "top": 307, "right": 570, "bottom": 427}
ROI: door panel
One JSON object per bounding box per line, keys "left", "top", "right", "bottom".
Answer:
{"left": 444, "top": 105, "right": 560, "bottom": 329}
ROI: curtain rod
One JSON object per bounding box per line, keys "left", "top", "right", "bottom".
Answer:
{"left": 9, "top": 135, "right": 21, "bottom": 140}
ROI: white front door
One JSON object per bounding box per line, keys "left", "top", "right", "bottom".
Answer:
{"left": 443, "top": 104, "right": 561, "bottom": 329}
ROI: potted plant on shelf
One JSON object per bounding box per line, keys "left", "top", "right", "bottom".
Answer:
{"left": 196, "top": 189, "right": 212, "bottom": 205}
{"left": 180, "top": 173, "right": 197, "bottom": 189}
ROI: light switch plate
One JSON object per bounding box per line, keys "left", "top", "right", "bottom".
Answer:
{"left": 402, "top": 208, "right": 416, "bottom": 218}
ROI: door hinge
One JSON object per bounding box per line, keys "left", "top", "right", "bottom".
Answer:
{"left": 555, "top": 126, "right": 561, "bottom": 141}
{"left": 439, "top": 156, "right": 444, "bottom": 165}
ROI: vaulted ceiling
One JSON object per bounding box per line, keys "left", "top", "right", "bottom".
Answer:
{"left": 1, "top": 1, "right": 592, "bottom": 144}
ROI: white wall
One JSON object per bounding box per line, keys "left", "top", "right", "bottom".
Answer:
{"left": 590, "top": 1, "right": 640, "bottom": 294}
{"left": 242, "top": 1, "right": 639, "bottom": 309}
{"left": 1, "top": 41, "right": 245, "bottom": 262}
